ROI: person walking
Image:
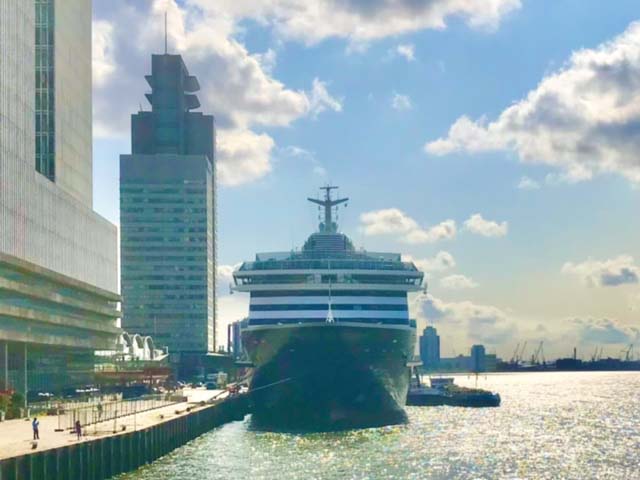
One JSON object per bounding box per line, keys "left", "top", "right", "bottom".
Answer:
{"left": 75, "top": 420, "right": 82, "bottom": 441}
{"left": 32, "top": 417, "right": 39, "bottom": 440}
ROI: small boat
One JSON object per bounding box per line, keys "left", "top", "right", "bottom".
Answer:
{"left": 406, "top": 370, "right": 500, "bottom": 407}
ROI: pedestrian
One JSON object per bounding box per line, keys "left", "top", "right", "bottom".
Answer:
{"left": 32, "top": 417, "right": 39, "bottom": 440}
{"left": 75, "top": 420, "right": 82, "bottom": 440}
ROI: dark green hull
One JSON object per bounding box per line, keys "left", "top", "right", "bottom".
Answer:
{"left": 243, "top": 324, "right": 415, "bottom": 431}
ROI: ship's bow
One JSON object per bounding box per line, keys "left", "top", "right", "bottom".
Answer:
{"left": 244, "top": 323, "right": 415, "bottom": 431}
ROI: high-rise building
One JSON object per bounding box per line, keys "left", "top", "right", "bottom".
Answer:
{"left": 470, "top": 344, "right": 486, "bottom": 372}
{"left": 227, "top": 319, "right": 249, "bottom": 360}
{"left": 0, "top": 0, "right": 120, "bottom": 396}
{"left": 120, "top": 54, "right": 216, "bottom": 356}
{"left": 419, "top": 326, "right": 440, "bottom": 370}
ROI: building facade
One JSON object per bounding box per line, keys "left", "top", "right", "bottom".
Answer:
{"left": 120, "top": 54, "right": 216, "bottom": 356}
{"left": 470, "top": 344, "right": 487, "bottom": 372}
{"left": 419, "top": 326, "right": 440, "bottom": 370}
{"left": 227, "top": 318, "right": 248, "bottom": 360}
{"left": 0, "top": 0, "right": 120, "bottom": 396}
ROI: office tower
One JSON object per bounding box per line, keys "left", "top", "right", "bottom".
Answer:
{"left": 470, "top": 344, "right": 487, "bottom": 373}
{"left": 0, "top": 0, "right": 120, "bottom": 395}
{"left": 120, "top": 53, "right": 216, "bottom": 357}
{"left": 419, "top": 326, "right": 440, "bottom": 370}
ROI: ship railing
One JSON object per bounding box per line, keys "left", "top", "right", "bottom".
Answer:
{"left": 238, "top": 260, "right": 419, "bottom": 272}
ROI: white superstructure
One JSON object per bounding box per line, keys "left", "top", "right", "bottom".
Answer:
{"left": 233, "top": 187, "right": 423, "bottom": 328}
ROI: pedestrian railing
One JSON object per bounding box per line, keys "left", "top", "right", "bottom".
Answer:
{"left": 61, "top": 394, "right": 180, "bottom": 430}
{"left": 29, "top": 393, "right": 123, "bottom": 415}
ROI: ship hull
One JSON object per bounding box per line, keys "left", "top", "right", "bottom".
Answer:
{"left": 243, "top": 323, "right": 415, "bottom": 431}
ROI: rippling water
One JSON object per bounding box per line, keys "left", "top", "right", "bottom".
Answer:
{"left": 119, "top": 372, "right": 640, "bottom": 479}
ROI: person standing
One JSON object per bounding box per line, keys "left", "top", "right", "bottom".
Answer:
{"left": 32, "top": 417, "right": 39, "bottom": 440}
{"left": 75, "top": 420, "right": 82, "bottom": 440}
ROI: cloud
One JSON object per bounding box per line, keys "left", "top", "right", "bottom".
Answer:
{"left": 216, "top": 130, "right": 275, "bottom": 186}
{"left": 308, "top": 78, "right": 343, "bottom": 117}
{"left": 396, "top": 43, "right": 415, "bottom": 62}
{"left": 391, "top": 92, "right": 412, "bottom": 111}
{"left": 360, "top": 209, "right": 456, "bottom": 244}
{"left": 440, "top": 274, "right": 478, "bottom": 289}
{"left": 570, "top": 318, "right": 640, "bottom": 345}
{"left": 279, "top": 146, "right": 327, "bottom": 177}
{"left": 416, "top": 294, "right": 516, "bottom": 346}
{"left": 424, "top": 21, "right": 640, "bottom": 184}
{"left": 216, "top": 263, "right": 241, "bottom": 290}
{"left": 629, "top": 292, "right": 640, "bottom": 312}
{"left": 517, "top": 176, "right": 540, "bottom": 190}
{"left": 463, "top": 213, "right": 508, "bottom": 237}
{"left": 562, "top": 255, "right": 640, "bottom": 287}
{"left": 92, "top": 1, "right": 341, "bottom": 186}
{"left": 255, "top": 48, "right": 277, "bottom": 74}
{"left": 191, "top": 0, "right": 521, "bottom": 45}
{"left": 92, "top": 20, "right": 116, "bottom": 87}
{"left": 404, "top": 251, "right": 456, "bottom": 274}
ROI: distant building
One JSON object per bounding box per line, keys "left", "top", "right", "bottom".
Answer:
{"left": 227, "top": 319, "right": 249, "bottom": 359}
{"left": 120, "top": 53, "right": 216, "bottom": 357}
{"left": 438, "top": 355, "right": 470, "bottom": 372}
{"left": 419, "top": 326, "right": 440, "bottom": 370}
{"left": 0, "top": 0, "right": 120, "bottom": 397}
{"left": 485, "top": 353, "right": 498, "bottom": 372}
{"left": 470, "top": 344, "right": 486, "bottom": 372}
{"left": 438, "top": 345, "right": 497, "bottom": 373}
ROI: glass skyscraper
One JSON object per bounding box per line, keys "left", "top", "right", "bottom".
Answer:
{"left": 120, "top": 54, "right": 216, "bottom": 355}
{"left": 0, "top": 0, "right": 120, "bottom": 396}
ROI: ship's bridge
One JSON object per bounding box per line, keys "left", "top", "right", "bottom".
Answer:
{"left": 233, "top": 249, "right": 423, "bottom": 292}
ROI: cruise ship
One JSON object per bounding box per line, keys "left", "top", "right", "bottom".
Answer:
{"left": 232, "top": 187, "right": 424, "bottom": 430}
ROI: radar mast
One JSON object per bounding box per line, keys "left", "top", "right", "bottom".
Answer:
{"left": 307, "top": 186, "right": 348, "bottom": 233}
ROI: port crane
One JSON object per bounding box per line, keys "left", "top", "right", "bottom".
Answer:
{"left": 510, "top": 343, "right": 520, "bottom": 364}
{"left": 590, "top": 346, "right": 603, "bottom": 362}
{"left": 518, "top": 341, "right": 528, "bottom": 364}
{"left": 531, "top": 341, "right": 545, "bottom": 365}
{"left": 621, "top": 344, "right": 634, "bottom": 362}
{"left": 509, "top": 341, "right": 528, "bottom": 366}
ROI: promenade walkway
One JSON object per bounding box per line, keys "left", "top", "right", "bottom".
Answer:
{"left": 0, "top": 388, "right": 225, "bottom": 461}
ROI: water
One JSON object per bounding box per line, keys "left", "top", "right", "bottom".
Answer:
{"left": 119, "top": 372, "right": 640, "bottom": 479}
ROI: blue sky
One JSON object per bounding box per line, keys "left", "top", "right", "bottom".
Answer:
{"left": 93, "top": 0, "right": 640, "bottom": 357}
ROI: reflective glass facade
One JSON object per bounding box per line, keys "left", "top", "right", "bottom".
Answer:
{"left": 0, "top": 0, "right": 120, "bottom": 395}
{"left": 35, "top": 0, "right": 55, "bottom": 180}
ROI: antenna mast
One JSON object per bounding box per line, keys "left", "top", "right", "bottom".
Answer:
{"left": 164, "top": 12, "right": 168, "bottom": 54}
{"left": 307, "top": 186, "right": 348, "bottom": 233}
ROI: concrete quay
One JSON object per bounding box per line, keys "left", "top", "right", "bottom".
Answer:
{"left": 0, "top": 388, "right": 250, "bottom": 480}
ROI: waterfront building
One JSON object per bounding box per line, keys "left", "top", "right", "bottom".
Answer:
{"left": 0, "top": 0, "right": 120, "bottom": 396}
{"left": 438, "top": 345, "right": 497, "bottom": 373}
{"left": 471, "top": 344, "right": 486, "bottom": 372}
{"left": 419, "top": 326, "right": 440, "bottom": 370}
{"left": 485, "top": 353, "right": 498, "bottom": 372}
{"left": 120, "top": 53, "right": 216, "bottom": 359}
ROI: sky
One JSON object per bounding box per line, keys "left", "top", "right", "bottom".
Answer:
{"left": 92, "top": 0, "right": 640, "bottom": 360}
